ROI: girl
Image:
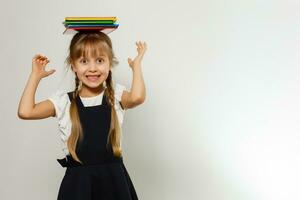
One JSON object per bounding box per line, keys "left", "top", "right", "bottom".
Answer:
{"left": 18, "top": 30, "right": 147, "bottom": 200}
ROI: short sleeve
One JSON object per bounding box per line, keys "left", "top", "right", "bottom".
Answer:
{"left": 48, "top": 90, "right": 72, "bottom": 156}
{"left": 114, "top": 82, "right": 127, "bottom": 125}
{"left": 47, "top": 90, "right": 68, "bottom": 120}
{"left": 115, "top": 83, "right": 126, "bottom": 105}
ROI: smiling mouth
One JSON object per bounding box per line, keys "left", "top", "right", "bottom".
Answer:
{"left": 86, "top": 75, "right": 101, "bottom": 81}
{"left": 86, "top": 75, "right": 100, "bottom": 77}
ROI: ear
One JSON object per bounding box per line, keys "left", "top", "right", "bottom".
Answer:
{"left": 71, "top": 63, "right": 77, "bottom": 72}
{"left": 70, "top": 60, "right": 76, "bottom": 72}
{"left": 72, "top": 66, "right": 77, "bottom": 72}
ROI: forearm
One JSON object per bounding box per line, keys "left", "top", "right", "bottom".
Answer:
{"left": 18, "top": 73, "right": 41, "bottom": 116}
{"left": 130, "top": 64, "right": 146, "bottom": 101}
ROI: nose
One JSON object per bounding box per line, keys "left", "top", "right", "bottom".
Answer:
{"left": 88, "top": 61, "right": 98, "bottom": 71}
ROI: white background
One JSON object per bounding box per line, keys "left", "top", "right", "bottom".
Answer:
{"left": 1, "top": 0, "right": 300, "bottom": 199}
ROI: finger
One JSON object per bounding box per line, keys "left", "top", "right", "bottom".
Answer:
{"left": 38, "top": 54, "right": 46, "bottom": 59}
{"left": 39, "top": 54, "right": 48, "bottom": 60}
{"left": 138, "top": 43, "right": 143, "bottom": 52}
{"left": 40, "top": 56, "right": 47, "bottom": 61}
{"left": 33, "top": 54, "right": 40, "bottom": 60}
{"left": 43, "top": 60, "right": 50, "bottom": 66}
{"left": 33, "top": 54, "right": 44, "bottom": 59}
{"left": 33, "top": 54, "right": 42, "bottom": 62}
{"left": 136, "top": 41, "right": 142, "bottom": 48}
{"left": 42, "top": 60, "right": 48, "bottom": 65}
{"left": 139, "top": 43, "right": 143, "bottom": 51}
{"left": 36, "top": 56, "right": 46, "bottom": 62}
{"left": 37, "top": 58, "right": 47, "bottom": 65}
{"left": 42, "top": 56, "right": 49, "bottom": 61}
{"left": 47, "top": 69, "right": 56, "bottom": 75}
{"left": 139, "top": 41, "right": 146, "bottom": 49}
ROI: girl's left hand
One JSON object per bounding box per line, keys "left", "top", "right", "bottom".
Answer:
{"left": 128, "top": 41, "right": 147, "bottom": 69}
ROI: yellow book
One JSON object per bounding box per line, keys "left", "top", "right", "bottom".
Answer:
{"left": 65, "top": 17, "right": 117, "bottom": 21}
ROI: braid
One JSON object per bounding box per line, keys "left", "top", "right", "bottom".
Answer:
{"left": 74, "top": 74, "right": 81, "bottom": 99}
{"left": 105, "top": 70, "right": 115, "bottom": 107}
{"left": 105, "top": 70, "right": 122, "bottom": 157}
{"left": 67, "top": 73, "right": 83, "bottom": 164}
{"left": 73, "top": 74, "right": 83, "bottom": 144}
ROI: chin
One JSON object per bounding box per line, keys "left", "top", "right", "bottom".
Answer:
{"left": 85, "top": 81, "right": 104, "bottom": 88}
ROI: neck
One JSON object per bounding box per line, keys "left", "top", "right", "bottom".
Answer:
{"left": 79, "top": 84, "right": 105, "bottom": 97}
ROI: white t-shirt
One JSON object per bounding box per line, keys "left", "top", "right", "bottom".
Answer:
{"left": 48, "top": 82, "right": 127, "bottom": 157}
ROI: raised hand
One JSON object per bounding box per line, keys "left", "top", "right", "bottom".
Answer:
{"left": 127, "top": 41, "right": 147, "bottom": 69}
{"left": 31, "top": 54, "right": 56, "bottom": 79}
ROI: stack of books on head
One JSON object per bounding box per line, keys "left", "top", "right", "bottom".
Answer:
{"left": 62, "top": 17, "right": 119, "bottom": 34}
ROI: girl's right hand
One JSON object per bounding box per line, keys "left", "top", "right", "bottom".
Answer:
{"left": 31, "top": 54, "right": 56, "bottom": 79}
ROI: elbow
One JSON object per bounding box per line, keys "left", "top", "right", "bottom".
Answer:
{"left": 18, "top": 110, "right": 29, "bottom": 119}
{"left": 133, "top": 95, "right": 146, "bottom": 105}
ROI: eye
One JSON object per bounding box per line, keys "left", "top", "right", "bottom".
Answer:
{"left": 79, "top": 59, "right": 88, "bottom": 64}
{"left": 97, "top": 58, "right": 104, "bottom": 63}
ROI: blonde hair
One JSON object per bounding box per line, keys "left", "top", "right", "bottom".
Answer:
{"left": 65, "top": 31, "right": 122, "bottom": 163}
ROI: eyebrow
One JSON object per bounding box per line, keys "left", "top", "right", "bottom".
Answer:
{"left": 79, "top": 56, "right": 107, "bottom": 59}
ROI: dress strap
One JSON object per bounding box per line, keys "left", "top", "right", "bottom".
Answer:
{"left": 67, "top": 91, "right": 84, "bottom": 108}
{"left": 67, "top": 91, "right": 73, "bottom": 102}
{"left": 67, "top": 90, "right": 108, "bottom": 107}
{"left": 101, "top": 90, "right": 108, "bottom": 106}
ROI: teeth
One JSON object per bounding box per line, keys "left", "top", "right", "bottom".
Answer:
{"left": 86, "top": 75, "right": 100, "bottom": 81}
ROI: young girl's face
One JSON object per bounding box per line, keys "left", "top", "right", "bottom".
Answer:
{"left": 72, "top": 52, "right": 111, "bottom": 91}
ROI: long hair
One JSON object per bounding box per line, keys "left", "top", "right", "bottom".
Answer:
{"left": 65, "top": 31, "right": 122, "bottom": 163}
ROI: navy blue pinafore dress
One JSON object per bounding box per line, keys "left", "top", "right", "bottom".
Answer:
{"left": 56, "top": 90, "right": 139, "bottom": 200}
